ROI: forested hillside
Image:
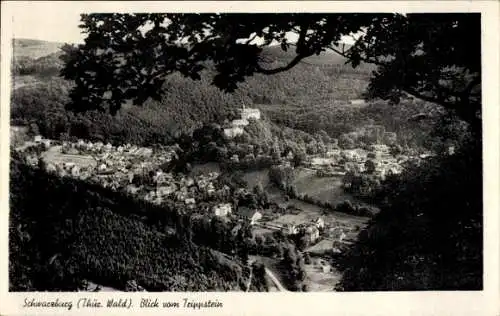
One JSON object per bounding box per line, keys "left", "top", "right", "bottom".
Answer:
{"left": 12, "top": 39, "right": 437, "bottom": 151}
{"left": 9, "top": 153, "right": 247, "bottom": 291}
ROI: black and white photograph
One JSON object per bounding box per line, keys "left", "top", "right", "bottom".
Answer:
{"left": 2, "top": 2, "right": 498, "bottom": 308}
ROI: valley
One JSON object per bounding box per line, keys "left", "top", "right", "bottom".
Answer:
{"left": 9, "top": 33, "right": 479, "bottom": 293}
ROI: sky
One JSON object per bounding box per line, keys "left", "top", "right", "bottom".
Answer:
{"left": 7, "top": 3, "right": 357, "bottom": 45}
{"left": 10, "top": 4, "right": 86, "bottom": 43}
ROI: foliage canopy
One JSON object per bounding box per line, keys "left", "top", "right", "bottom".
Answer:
{"left": 61, "top": 13, "right": 481, "bottom": 128}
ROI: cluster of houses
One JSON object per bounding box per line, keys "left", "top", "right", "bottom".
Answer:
{"left": 308, "top": 145, "right": 411, "bottom": 180}
{"left": 16, "top": 135, "right": 269, "bottom": 227}
{"left": 285, "top": 217, "right": 325, "bottom": 242}
{"left": 139, "top": 170, "right": 224, "bottom": 208}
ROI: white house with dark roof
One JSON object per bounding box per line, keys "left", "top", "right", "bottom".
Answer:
{"left": 237, "top": 207, "right": 262, "bottom": 225}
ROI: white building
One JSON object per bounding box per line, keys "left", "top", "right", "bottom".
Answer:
{"left": 156, "top": 185, "right": 177, "bottom": 197}
{"left": 231, "top": 119, "right": 249, "bottom": 127}
{"left": 315, "top": 217, "right": 325, "bottom": 230}
{"left": 224, "top": 127, "right": 244, "bottom": 139}
{"left": 213, "top": 203, "right": 232, "bottom": 217}
{"left": 240, "top": 107, "right": 261, "bottom": 120}
{"left": 238, "top": 207, "right": 262, "bottom": 225}
{"left": 350, "top": 99, "right": 366, "bottom": 105}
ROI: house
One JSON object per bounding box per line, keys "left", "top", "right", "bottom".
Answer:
{"left": 34, "top": 135, "right": 43, "bottom": 143}
{"left": 213, "top": 203, "right": 232, "bottom": 217}
{"left": 231, "top": 119, "right": 249, "bottom": 127}
{"left": 350, "top": 99, "right": 366, "bottom": 105}
{"left": 240, "top": 107, "right": 261, "bottom": 121}
{"left": 126, "top": 184, "right": 140, "bottom": 195}
{"left": 70, "top": 165, "right": 80, "bottom": 177}
{"left": 97, "top": 163, "right": 109, "bottom": 174}
{"left": 46, "top": 163, "right": 57, "bottom": 173}
{"left": 206, "top": 183, "right": 216, "bottom": 195}
{"left": 321, "top": 265, "right": 331, "bottom": 273}
{"left": 156, "top": 185, "right": 177, "bottom": 197}
{"left": 237, "top": 207, "right": 262, "bottom": 225}
{"left": 230, "top": 154, "right": 240, "bottom": 162}
{"left": 184, "top": 177, "right": 195, "bottom": 187}
{"left": 314, "top": 217, "right": 325, "bottom": 230}
{"left": 304, "top": 225, "right": 320, "bottom": 243}
{"left": 41, "top": 139, "right": 51, "bottom": 149}
{"left": 185, "top": 198, "right": 196, "bottom": 205}
{"left": 283, "top": 223, "right": 299, "bottom": 235}
{"left": 64, "top": 162, "right": 75, "bottom": 170}
{"left": 224, "top": 127, "right": 244, "bottom": 138}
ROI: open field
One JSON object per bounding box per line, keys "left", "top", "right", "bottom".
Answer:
{"left": 41, "top": 146, "right": 97, "bottom": 168}
{"left": 242, "top": 168, "right": 369, "bottom": 236}
{"left": 292, "top": 167, "right": 358, "bottom": 205}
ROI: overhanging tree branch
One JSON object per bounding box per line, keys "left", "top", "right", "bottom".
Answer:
{"left": 255, "top": 53, "right": 311, "bottom": 75}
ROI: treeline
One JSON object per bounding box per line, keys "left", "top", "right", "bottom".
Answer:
{"left": 9, "top": 153, "right": 248, "bottom": 291}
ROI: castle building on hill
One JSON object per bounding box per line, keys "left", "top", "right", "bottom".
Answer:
{"left": 223, "top": 104, "right": 261, "bottom": 138}
{"left": 240, "top": 104, "right": 261, "bottom": 121}
{"left": 231, "top": 119, "right": 249, "bottom": 127}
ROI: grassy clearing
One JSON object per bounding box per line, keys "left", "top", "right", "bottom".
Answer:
{"left": 292, "top": 167, "right": 358, "bottom": 205}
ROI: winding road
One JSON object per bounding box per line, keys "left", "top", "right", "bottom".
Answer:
{"left": 248, "top": 256, "right": 288, "bottom": 292}
{"left": 264, "top": 267, "right": 287, "bottom": 291}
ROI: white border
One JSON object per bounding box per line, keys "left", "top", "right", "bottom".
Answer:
{"left": 1, "top": 2, "right": 499, "bottom": 316}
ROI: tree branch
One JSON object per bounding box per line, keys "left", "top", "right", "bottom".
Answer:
{"left": 401, "top": 86, "right": 455, "bottom": 109}
{"left": 256, "top": 53, "right": 311, "bottom": 75}
{"left": 329, "top": 45, "right": 383, "bottom": 66}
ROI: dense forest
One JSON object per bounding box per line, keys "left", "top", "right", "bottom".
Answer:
{"left": 336, "top": 136, "right": 482, "bottom": 290}
{"left": 9, "top": 153, "right": 250, "bottom": 291}
{"left": 11, "top": 40, "right": 381, "bottom": 146}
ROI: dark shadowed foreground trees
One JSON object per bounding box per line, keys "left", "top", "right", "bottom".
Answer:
{"left": 336, "top": 137, "right": 482, "bottom": 290}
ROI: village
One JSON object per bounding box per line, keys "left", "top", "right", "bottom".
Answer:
{"left": 11, "top": 103, "right": 433, "bottom": 292}
{"left": 12, "top": 103, "right": 429, "bottom": 257}
{"left": 15, "top": 132, "right": 367, "bottom": 249}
